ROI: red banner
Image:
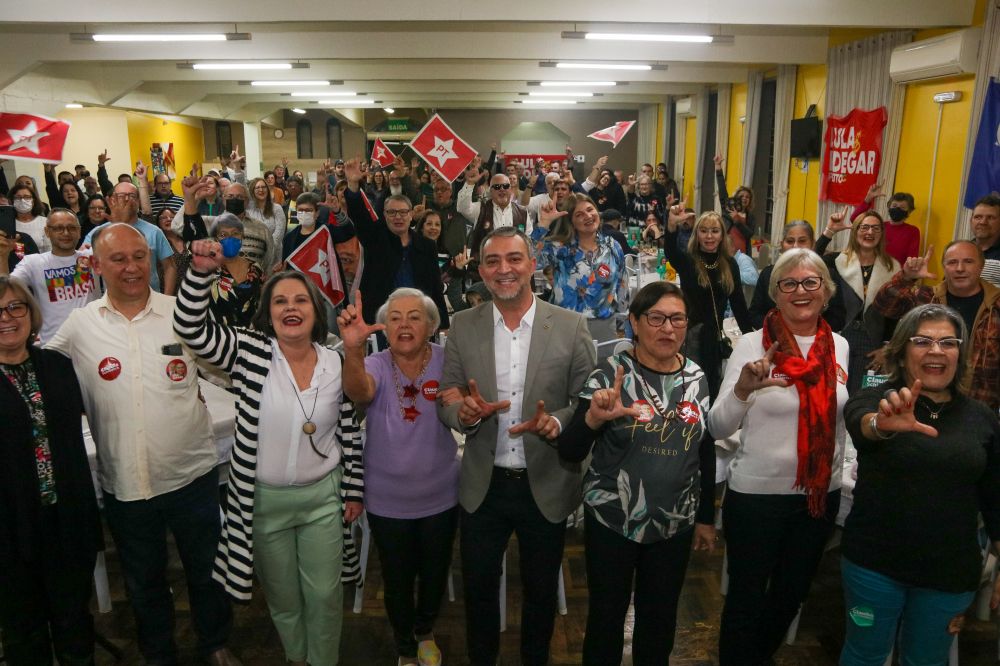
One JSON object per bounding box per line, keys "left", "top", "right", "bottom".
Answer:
{"left": 286, "top": 225, "right": 345, "bottom": 307}
{"left": 820, "top": 107, "right": 887, "bottom": 203}
{"left": 0, "top": 113, "right": 72, "bottom": 164}
{"left": 501, "top": 154, "right": 568, "bottom": 172}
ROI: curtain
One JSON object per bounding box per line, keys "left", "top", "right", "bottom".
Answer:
{"left": 715, "top": 84, "right": 732, "bottom": 212}
{"left": 817, "top": 31, "right": 913, "bottom": 249}
{"left": 770, "top": 65, "right": 797, "bottom": 245}
{"left": 955, "top": 1, "right": 1000, "bottom": 239}
{"left": 740, "top": 71, "right": 764, "bottom": 187}
{"left": 692, "top": 89, "right": 710, "bottom": 210}
{"left": 636, "top": 104, "right": 659, "bottom": 170}
{"left": 674, "top": 103, "right": 687, "bottom": 192}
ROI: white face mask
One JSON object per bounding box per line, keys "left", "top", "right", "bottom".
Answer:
{"left": 13, "top": 198, "right": 33, "bottom": 214}
{"left": 297, "top": 211, "right": 315, "bottom": 227}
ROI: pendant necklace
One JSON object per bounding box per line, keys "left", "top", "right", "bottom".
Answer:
{"left": 286, "top": 368, "right": 327, "bottom": 458}
{"left": 392, "top": 344, "right": 432, "bottom": 423}
{"left": 921, "top": 398, "right": 947, "bottom": 420}
{"left": 702, "top": 258, "right": 720, "bottom": 270}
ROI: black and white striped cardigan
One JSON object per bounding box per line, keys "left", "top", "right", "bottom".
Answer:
{"left": 174, "top": 268, "right": 364, "bottom": 601}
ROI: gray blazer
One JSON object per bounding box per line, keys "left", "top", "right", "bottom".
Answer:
{"left": 438, "top": 298, "right": 597, "bottom": 523}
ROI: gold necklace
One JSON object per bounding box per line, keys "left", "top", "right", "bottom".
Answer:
{"left": 285, "top": 369, "right": 327, "bottom": 458}
{"left": 702, "top": 258, "right": 720, "bottom": 270}
{"left": 391, "top": 344, "right": 432, "bottom": 423}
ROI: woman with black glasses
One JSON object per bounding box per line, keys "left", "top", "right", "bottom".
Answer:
{"left": 558, "top": 281, "right": 716, "bottom": 665}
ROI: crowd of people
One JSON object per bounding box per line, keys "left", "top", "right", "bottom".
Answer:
{"left": 1, "top": 143, "right": 1000, "bottom": 666}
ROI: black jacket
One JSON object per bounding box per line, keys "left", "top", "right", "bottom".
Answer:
{"left": 345, "top": 189, "right": 449, "bottom": 329}
{"left": 0, "top": 347, "right": 103, "bottom": 564}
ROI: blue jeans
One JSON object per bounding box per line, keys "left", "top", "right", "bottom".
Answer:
{"left": 102, "top": 469, "right": 232, "bottom": 665}
{"left": 840, "top": 557, "right": 973, "bottom": 666}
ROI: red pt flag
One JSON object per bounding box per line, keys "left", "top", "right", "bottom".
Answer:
{"left": 587, "top": 121, "right": 636, "bottom": 148}
{"left": 409, "top": 114, "right": 477, "bottom": 182}
{"left": 370, "top": 137, "right": 396, "bottom": 168}
{"left": 0, "top": 113, "right": 72, "bottom": 164}
{"left": 820, "top": 107, "right": 887, "bottom": 203}
{"left": 286, "top": 225, "right": 345, "bottom": 307}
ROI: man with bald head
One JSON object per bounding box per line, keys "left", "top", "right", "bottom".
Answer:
{"left": 458, "top": 168, "right": 529, "bottom": 265}
{"left": 873, "top": 239, "right": 1000, "bottom": 410}
{"left": 83, "top": 181, "right": 177, "bottom": 294}
{"left": 47, "top": 223, "right": 241, "bottom": 665}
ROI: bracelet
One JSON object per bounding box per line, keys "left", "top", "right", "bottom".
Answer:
{"left": 869, "top": 413, "right": 896, "bottom": 440}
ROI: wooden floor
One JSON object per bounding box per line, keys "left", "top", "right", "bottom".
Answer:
{"left": 88, "top": 521, "right": 1000, "bottom": 665}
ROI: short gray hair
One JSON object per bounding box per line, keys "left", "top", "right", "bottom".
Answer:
{"left": 768, "top": 248, "right": 836, "bottom": 303}
{"left": 883, "top": 303, "right": 970, "bottom": 393}
{"left": 210, "top": 212, "right": 244, "bottom": 237}
{"left": 376, "top": 287, "right": 441, "bottom": 334}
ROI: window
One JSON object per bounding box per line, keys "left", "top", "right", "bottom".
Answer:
{"left": 326, "top": 118, "right": 342, "bottom": 160}
{"left": 699, "top": 92, "right": 719, "bottom": 214}
{"left": 215, "top": 122, "right": 232, "bottom": 158}
{"left": 296, "top": 119, "right": 313, "bottom": 159}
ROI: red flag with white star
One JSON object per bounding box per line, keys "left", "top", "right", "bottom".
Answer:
{"left": 587, "top": 120, "right": 636, "bottom": 148}
{"left": 285, "top": 225, "right": 345, "bottom": 307}
{"left": 409, "top": 114, "right": 477, "bottom": 182}
{"left": 0, "top": 113, "right": 72, "bottom": 164}
{"left": 370, "top": 137, "right": 396, "bottom": 168}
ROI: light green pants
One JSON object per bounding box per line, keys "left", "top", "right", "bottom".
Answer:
{"left": 254, "top": 468, "right": 344, "bottom": 666}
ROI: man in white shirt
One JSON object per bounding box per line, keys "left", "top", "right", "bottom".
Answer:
{"left": 458, "top": 169, "right": 530, "bottom": 266}
{"left": 0, "top": 209, "right": 97, "bottom": 343}
{"left": 438, "top": 226, "right": 595, "bottom": 666}
{"left": 46, "top": 223, "right": 241, "bottom": 666}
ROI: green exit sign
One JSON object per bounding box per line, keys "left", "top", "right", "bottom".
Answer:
{"left": 387, "top": 118, "right": 410, "bottom": 132}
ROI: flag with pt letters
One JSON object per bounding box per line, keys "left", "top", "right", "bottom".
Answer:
{"left": 285, "top": 225, "right": 345, "bottom": 307}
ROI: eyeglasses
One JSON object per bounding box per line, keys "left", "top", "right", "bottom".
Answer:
{"left": 909, "top": 336, "right": 962, "bottom": 351}
{"left": 12, "top": 195, "right": 33, "bottom": 202}
{"left": 223, "top": 194, "right": 248, "bottom": 201}
{"left": 0, "top": 301, "right": 29, "bottom": 319}
{"left": 113, "top": 193, "right": 140, "bottom": 201}
{"left": 776, "top": 276, "right": 824, "bottom": 293}
{"left": 642, "top": 311, "right": 688, "bottom": 328}
{"left": 491, "top": 183, "right": 512, "bottom": 191}
{"left": 384, "top": 209, "right": 411, "bottom": 218}
{"left": 856, "top": 224, "right": 882, "bottom": 234}
{"left": 47, "top": 225, "right": 80, "bottom": 234}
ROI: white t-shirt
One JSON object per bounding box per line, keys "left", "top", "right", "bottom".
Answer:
{"left": 16, "top": 216, "right": 49, "bottom": 253}
{"left": 10, "top": 250, "right": 98, "bottom": 343}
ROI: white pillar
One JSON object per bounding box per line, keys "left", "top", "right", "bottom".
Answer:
{"left": 241, "top": 122, "right": 263, "bottom": 180}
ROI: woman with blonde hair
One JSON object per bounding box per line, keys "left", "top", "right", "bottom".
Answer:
{"left": 664, "top": 206, "right": 753, "bottom": 398}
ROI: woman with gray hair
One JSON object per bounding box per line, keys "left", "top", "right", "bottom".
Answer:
{"left": 709, "top": 248, "right": 849, "bottom": 665}
{"left": 337, "top": 287, "right": 459, "bottom": 666}
{"left": 207, "top": 213, "right": 264, "bottom": 328}
{"left": 839, "top": 303, "right": 1000, "bottom": 665}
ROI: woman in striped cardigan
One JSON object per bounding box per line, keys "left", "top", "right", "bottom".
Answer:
{"left": 174, "top": 240, "right": 364, "bottom": 666}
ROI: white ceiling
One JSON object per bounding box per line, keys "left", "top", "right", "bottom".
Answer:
{"left": 0, "top": 0, "right": 978, "bottom": 123}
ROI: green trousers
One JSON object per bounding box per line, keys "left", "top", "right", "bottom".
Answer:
{"left": 254, "top": 468, "right": 344, "bottom": 666}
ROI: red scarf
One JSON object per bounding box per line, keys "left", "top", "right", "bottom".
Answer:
{"left": 761, "top": 309, "right": 837, "bottom": 518}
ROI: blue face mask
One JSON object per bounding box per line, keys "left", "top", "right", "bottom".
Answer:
{"left": 219, "top": 236, "right": 242, "bottom": 258}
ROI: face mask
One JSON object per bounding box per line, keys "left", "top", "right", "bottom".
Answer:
{"left": 225, "top": 198, "right": 245, "bottom": 216}
{"left": 887, "top": 207, "right": 908, "bottom": 223}
{"left": 297, "top": 211, "right": 315, "bottom": 227}
{"left": 218, "top": 236, "right": 242, "bottom": 258}
{"left": 13, "top": 199, "right": 33, "bottom": 214}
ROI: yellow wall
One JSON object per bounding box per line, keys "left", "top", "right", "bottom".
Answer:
{"left": 726, "top": 83, "right": 747, "bottom": 186}
{"left": 53, "top": 108, "right": 131, "bottom": 184}
{"left": 126, "top": 112, "right": 206, "bottom": 194}
{"left": 682, "top": 116, "right": 697, "bottom": 202}
{"left": 785, "top": 64, "right": 827, "bottom": 224}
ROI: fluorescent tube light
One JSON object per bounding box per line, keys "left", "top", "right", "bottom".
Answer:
{"left": 584, "top": 33, "right": 713, "bottom": 43}
{"left": 528, "top": 91, "right": 593, "bottom": 97}
{"left": 556, "top": 62, "right": 652, "bottom": 71}
{"left": 383, "top": 107, "right": 395, "bottom": 113}
{"left": 93, "top": 33, "right": 228, "bottom": 42}
{"left": 538, "top": 81, "right": 616, "bottom": 87}
{"left": 291, "top": 91, "right": 357, "bottom": 97}
{"left": 291, "top": 108, "right": 307, "bottom": 114}
{"left": 65, "top": 103, "right": 83, "bottom": 108}
{"left": 520, "top": 100, "right": 577, "bottom": 105}
{"left": 193, "top": 63, "right": 292, "bottom": 71}
{"left": 251, "top": 80, "right": 329, "bottom": 87}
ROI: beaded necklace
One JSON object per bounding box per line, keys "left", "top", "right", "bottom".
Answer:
{"left": 391, "top": 344, "right": 432, "bottom": 423}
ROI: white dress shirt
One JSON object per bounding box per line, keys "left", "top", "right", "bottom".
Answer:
{"left": 492, "top": 298, "right": 536, "bottom": 468}
{"left": 256, "top": 341, "right": 344, "bottom": 486}
{"left": 457, "top": 182, "right": 534, "bottom": 233}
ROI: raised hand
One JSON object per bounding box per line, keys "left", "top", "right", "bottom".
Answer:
{"left": 594, "top": 155, "right": 608, "bottom": 170}
{"left": 230, "top": 144, "right": 242, "bottom": 166}
{"left": 733, "top": 343, "right": 789, "bottom": 400}
{"left": 826, "top": 205, "right": 853, "bottom": 234}
{"left": 537, "top": 198, "right": 568, "bottom": 229}
{"left": 324, "top": 182, "right": 341, "bottom": 213}
{"left": 98, "top": 149, "right": 109, "bottom": 166}
{"left": 874, "top": 380, "right": 939, "bottom": 438}
{"left": 713, "top": 152, "right": 724, "bottom": 170}
{"left": 586, "top": 364, "right": 642, "bottom": 428}
{"left": 134, "top": 160, "right": 147, "bottom": 182}
{"left": 458, "top": 378, "right": 511, "bottom": 426}
{"left": 343, "top": 156, "right": 364, "bottom": 188}
{"left": 453, "top": 247, "right": 471, "bottom": 270}
{"left": 865, "top": 182, "right": 884, "bottom": 204}
{"left": 527, "top": 172, "right": 539, "bottom": 188}
{"left": 392, "top": 155, "right": 407, "bottom": 175}
{"left": 336, "top": 290, "right": 385, "bottom": 350}
{"left": 901, "top": 245, "right": 937, "bottom": 282}
{"left": 189, "top": 239, "right": 225, "bottom": 273}
{"left": 509, "top": 400, "right": 561, "bottom": 439}
{"left": 666, "top": 198, "right": 688, "bottom": 231}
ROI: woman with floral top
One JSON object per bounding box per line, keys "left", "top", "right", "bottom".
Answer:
{"left": 558, "top": 281, "right": 716, "bottom": 666}
{"left": 208, "top": 214, "right": 264, "bottom": 328}
{"left": 531, "top": 193, "right": 627, "bottom": 343}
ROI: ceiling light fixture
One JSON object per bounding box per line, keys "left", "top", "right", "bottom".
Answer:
{"left": 583, "top": 32, "right": 713, "bottom": 43}
{"left": 90, "top": 33, "right": 228, "bottom": 42}
{"left": 317, "top": 99, "right": 376, "bottom": 105}
{"left": 383, "top": 107, "right": 395, "bottom": 113}
{"left": 291, "top": 108, "right": 307, "bottom": 114}
{"left": 250, "top": 80, "right": 330, "bottom": 87}
{"left": 520, "top": 100, "right": 578, "bottom": 105}
{"left": 65, "top": 103, "right": 84, "bottom": 109}
{"left": 291, "top": 91, "right": 357, "bottom": 97}
{"left": 528, "top": 91, "right": 593, "bottom": 97}
{"left": 555, "top": 62, "right": 652, "bottom": 71}
{"left": 538, "top": 80, "right": 617, "bottom": 87}
{"left": 191, "top": 63, "right": 295, "bottom": 70}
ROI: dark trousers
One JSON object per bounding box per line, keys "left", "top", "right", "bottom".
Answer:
{"left": 102, "top": 469, "right": 232, "bottom": 665}
{"left": 367, "top": 507, "right": 459, "bottom": 659}
{"left": 460, "top": 469, "right": 567, "bottom": 666}
{"left": 719, "top": 489, "right": 840, "bottom": 666}
{"left": 582, "top": 511, "right": 694, "bottom": 666}
{"left": 0, "top": 507, "right": 96, "bottom": 666}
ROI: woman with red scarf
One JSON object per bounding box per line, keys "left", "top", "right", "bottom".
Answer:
{"left": 708, "top": 248, "right": 850, "bottom": 665}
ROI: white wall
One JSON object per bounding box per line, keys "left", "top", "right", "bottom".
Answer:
{"left": 54, "top": 107, "right": 131, "bottom": 180}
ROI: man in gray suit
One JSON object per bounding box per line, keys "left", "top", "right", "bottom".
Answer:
{"left": 438, "top": 226, "right": 596, "bottom": 666}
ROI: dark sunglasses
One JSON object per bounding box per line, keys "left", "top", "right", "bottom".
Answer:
{"left": 490, "top": 183, "right": 512, "bottom": 191}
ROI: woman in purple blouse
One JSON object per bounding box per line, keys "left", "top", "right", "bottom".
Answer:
{"left": 338, "top": 287, "right": 459, "bottom": 666}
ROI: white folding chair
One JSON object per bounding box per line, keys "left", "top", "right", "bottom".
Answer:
{"left": 499, "top": 549, "right": 567, "bottom": 632}
{"left": 351, "top": 510, "right": 372, "bottom": 614}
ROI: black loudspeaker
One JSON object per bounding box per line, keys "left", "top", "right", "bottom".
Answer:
{"left": 790, "top": 117, "right": 822, "bottom": 159}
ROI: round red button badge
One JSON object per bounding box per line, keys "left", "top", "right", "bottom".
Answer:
{"left": 166, "top": 359, "right": 188, "bottom": 382}
{"left": 596, "top": 263, "right": 611, "bottom": 279}
{"left": 421, "top": 380, "right": 439, "bottom": 401}
{"left": 98, "top": 357, "right": 122, "bottom": 381}
{"left": 633, "top": 400, "right": 654, "bottom": 423}
{"left": 676, "top": 400, "right": 701, "bottom": 425}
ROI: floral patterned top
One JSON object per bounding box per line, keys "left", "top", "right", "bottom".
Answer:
{"left": 579, "top": 352, "right": 710, "bottom": 543}
{"left": 209, "top": 261, "right": 265, "bottom": 328}
{"left": 2, "top": 359, "right": 57, "bottom": 505}
{"left": 530, "top": 228, "right": 627, "bottom": 320}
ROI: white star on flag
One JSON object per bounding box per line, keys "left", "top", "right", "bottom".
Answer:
{"left": 309, "top": 249, "right": 331, "bottom": 286}
{"left": 7, "top": 121, "right": 50, "bottom": 155}
{"left": 426, "top": 136, "right": 458, "bottom": 166}
{"left": 375, "top": 145, "right": 386, "bottom": 159}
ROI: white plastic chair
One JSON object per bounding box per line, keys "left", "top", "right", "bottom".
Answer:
{"left": 499, "top": 549, "right": 567, "bottom": 632}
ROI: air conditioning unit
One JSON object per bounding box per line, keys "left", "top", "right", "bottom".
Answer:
{"left": 889, "top": 28, "right": 981, "bottom": 83}
{"left": 675, "top": 97, "right": 693, "bottom": 116}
